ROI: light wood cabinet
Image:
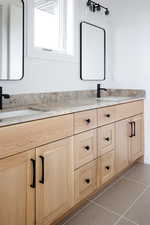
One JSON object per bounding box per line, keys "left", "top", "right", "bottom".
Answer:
{"left": 130, "top": 114, "right": 144, "bottom": 163}
{"left": 0, "top": 150, "right": 35, "bottom": 225}
{"left": 115, "top": 119, "right": 130, "bottom": 173}
{"left": 36, "top": 138, "right": 74, "bottom": 225}
{"left": 0, "top": 100, "right": 145, "bottom": 225}
{"left": 115, "top": 114, "right": 144, "bottom": 173}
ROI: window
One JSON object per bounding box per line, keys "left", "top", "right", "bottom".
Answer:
{"left": 28, "top": 0, "right": 74, "bottom": 60}
{"left": 34, "top": 0, "right": 65, "bottom": 52}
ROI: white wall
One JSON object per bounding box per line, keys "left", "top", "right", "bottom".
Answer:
{"left": 110, "top": 0, "right": 150, "bottom": 164}
{"left": 0, "top": 0, "right": 112, "bottom": 94}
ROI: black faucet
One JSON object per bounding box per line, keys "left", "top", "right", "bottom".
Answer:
{"left": 97, "top": 84, "right": 107, "bottom": 98}
{"left": 0, "top": 87, "right": 10, "bottom": 110}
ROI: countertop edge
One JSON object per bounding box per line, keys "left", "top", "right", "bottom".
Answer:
{"left": 0, "top": 97, "right": 144, "bottom": 128}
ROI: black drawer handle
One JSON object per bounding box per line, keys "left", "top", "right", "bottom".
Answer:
{"left": 105, "top": 166, "right": 110, "bottom": 170}
{"left": 39, "top": 156, "right": 45, "bottom": 184}
{"left": 85, "top": 178, "right": 91, "bottom": 184}
{"left": 105, "top": 137, "right": 110, "bottom": 142}
{"left": 30, "top": 159, "right": 36, "bottom": 188}
{"left": 85, "top": 119, "right": 91, "bottom": 124}
{"left": 105, "top": 114, "right": 111, "bottom": 118}
{"left": 85, "top": 146, "right": 90, "bottom": 151}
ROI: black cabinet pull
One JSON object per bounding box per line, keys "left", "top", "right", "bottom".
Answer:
{"left": 85, "top": 146, "right": 90, "bottom": 151}
{"left": 105, "top": 137, "right": 110, "bottom": 142}
{"left": 30, "top": 159, "right": 36, "bottom": 188}
{"left": 129, "top": 122, "right": 136, "bottom": 138}
{"left": 105, "top": 166, "right": 110, "bottom": 170}
{"left": 39, "top": 156, "right": 45, "bottom": 184}
{"left": 133, "top": 121, "right": 136, "bottom": 137}
{"left": 105, "top": 114, "right": 111, "bottom": 118}
{"left": 85, "top": 119, "right": 91, "bottom": 124}
{"left": 85, "top": 178, "right": 90, "bottom": 184}
{"left": 129, "top": 122, "right": 133, "bottom": 138}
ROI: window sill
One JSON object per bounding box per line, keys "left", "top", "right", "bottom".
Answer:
{"left": 27, "top": 48, "right": 78, "bottom": 64}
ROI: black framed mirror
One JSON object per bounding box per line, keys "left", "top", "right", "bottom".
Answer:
{"left": 80, "top": 21, "right": 106, "bottom": 81}
{"left": 0, "top": 0, "right": 24, "bottom": 80}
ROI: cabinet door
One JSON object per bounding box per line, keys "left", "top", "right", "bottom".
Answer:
{"left": 130, "top": 114, "right": 144, "bottom": 162}
{"left": 0, "top": 150, "right": 35, "bottom": 225}
{"left": 115, "top": 119, "right": 130, "bottom": 173}
{"left": 36, "top": 138, "right": 74, "bottom": 225}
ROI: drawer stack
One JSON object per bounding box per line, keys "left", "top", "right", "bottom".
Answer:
{"left": 73, "top": 108, "right": 116, "bottom": 203}
{"left": 74, "top": 110, "right": 98, "bottom": 202}
{"left": 73, "top": 100, "right": 144, "bottom": 204}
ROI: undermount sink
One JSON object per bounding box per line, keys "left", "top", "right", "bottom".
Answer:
{"left": 0, "top": 109, "right": 42, "bottom": 121}
{"left": 97, "top": 96, "right": 132, "bottom": 102}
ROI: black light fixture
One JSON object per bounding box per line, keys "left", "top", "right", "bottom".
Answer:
{"left": 93, "top": 4, "right": 96, "bottom": 12}
{"left": 105, "top": 8, "right": 110, "bottom": 15}
{"left": 87, "top": 0, "right": 91, "bottom": 6}
{"left": 86, "top": 0, "right": 110, "bottom": 15}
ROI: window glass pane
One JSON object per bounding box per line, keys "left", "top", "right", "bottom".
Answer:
{"left": 34, "top": 0, "right": 61, "bottom": 50}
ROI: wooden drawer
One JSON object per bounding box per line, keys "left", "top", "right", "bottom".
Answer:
{"left": 74, "top": 160, "right": 97, "bottom": 203}
{"left": 98, "top": 106, "right": 116, "bottom": 126}
{"left": 74, "top": 129, "right": 97, "bottom": 169}
{"left": 98, "top": 124, "right": 115, "bottom": 156}
{"left": 98, "top": 151, "right": 115, "bottom": 185}
{"left": 0, "top": 114, "right": 73, "bottom": 159}
{"left": 74, "top": 110, "right": 97, "bottom": 134}
{"left": 116, "top": 100, "right": 144, "bottom": 121}
{"left": 98, "top": 100, "right": 144, "bottom": 126}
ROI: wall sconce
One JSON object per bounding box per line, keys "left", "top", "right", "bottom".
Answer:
{"left": 87, "top": 0, "right": 110, "bottom": 15}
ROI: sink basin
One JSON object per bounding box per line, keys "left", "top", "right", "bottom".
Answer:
{"left": 97, "top": 96, "right": 132, "bottom": 102}
{"left": 0, "top": 109, "right": 42, "bottom": 120}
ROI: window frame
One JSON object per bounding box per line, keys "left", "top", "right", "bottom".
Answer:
{"left": 26, "top": 0, "right": 77, "bottom": 62}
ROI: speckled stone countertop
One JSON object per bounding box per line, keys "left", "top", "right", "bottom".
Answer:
{"left": 0, "top": 90, "right": 145, "bottom": 127}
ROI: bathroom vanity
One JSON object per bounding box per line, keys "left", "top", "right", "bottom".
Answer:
{"left": 0, "top": 95, "right": 144, "bottom": 225}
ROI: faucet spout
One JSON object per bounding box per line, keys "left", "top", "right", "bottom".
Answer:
{"left": 0, "top": 87, "right": 10, "bottom": 110}
{"left": 97, "top": 84, "right": 107, "bottom": 98}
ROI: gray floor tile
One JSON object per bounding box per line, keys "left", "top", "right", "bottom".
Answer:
{"left": 94, "top": 178, "right": 145, "bottom": 214}
{"left": 124, "top": 163, "right": 150, "bottom": 185}
{"left": 64, "top": 203, "right": 119, "bottom": 225}
{"left": 57, "top": 202, "right": 90, "bottom": 225}
{"left": 125, "top": 188, "right": 150, "bottom": 225}
{"left": 88, "top": 178, "right": 118, "bottom": 201}
{"left": 116, "top": 218, "right": 137, "bottom": 225}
